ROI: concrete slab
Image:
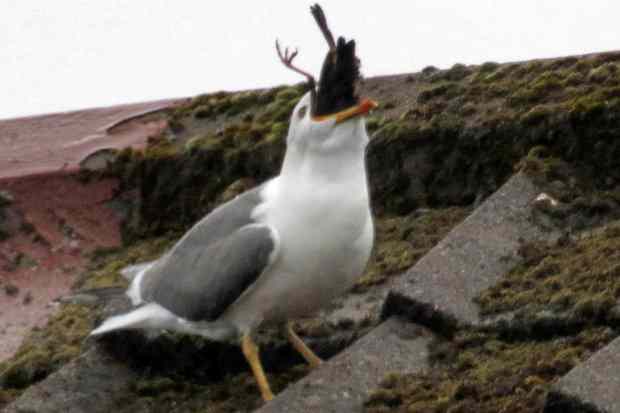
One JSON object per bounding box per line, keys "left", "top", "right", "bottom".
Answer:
{"left": 257, "top": 317, "right": 433, "bottom": 413}
{"left": 545, "top": 335, "right": 620, "bottom": 413}
{"left": 384, "top": 172, "right": 549, "bottom": 334}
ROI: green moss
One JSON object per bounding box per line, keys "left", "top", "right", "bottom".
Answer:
{"left": 417, "top": 83, "right": 464, "bottom": 103}
{"left": 169, "top": 89, "right": 267, "bottom": 125}
{"left": 531, "top": 71, "right": 564, "bottom": 95}
{"left": 256, "top": 97, "right": 297, "bottom": 124}
{"left": 192, "top": 104, "right": 213, "bottom": 119}
{"left": 382, "top": 101, "right": 396, "bottom": 110}
{"left": 184, "top": 134, "right": 223, "bottom": 152}
{"left": 0, "top": 235, "right": 179, "bottom": 409}
{"left": 121, "top": 365, "right": 310, "bottom": 412}
{"left": 524, "top": 60, "right": 544, "bottom": 75}
{"left": 225, "top": 91, "right": 261, "bottom": 117}
{"left": 365, "top": 328, "right": 615, "bottom": 413}
{"left": 422, "top": 65, "right": 439, "bottom": 76}
{"left": 173, "top": 92, "right": 223, "bottom": 119}
{"left": 574, "top": 59, "right": 593, "bottom": 73}
{"left": 544, "top": 56, "right": 579, "bottom": 71}
{"left": 588, "top": 63, "right": 619, "bottom": 84}
{"left": 268, "top": 122, "right": 288, "bottom": 138}
{"left": 520, "top": 105, "right": 553, "bottom": 125}
{"left": 81, "top": 236, "right": 175, "bottom": 291}
{"left": 507, "top": 88, "right": 542, "bottom": 106}
{"left": 568, "top": 92, "right": 607, "bottom": 121}
{"left": 459, "top": 102, "right": 476, "bottom": 117}
{"left": 0, "top": 304, "right": 94, "bottom": 390}
{"left": 479, "top": 61, "right": 500, "bottom": 74}
{"left": 476, "top": 222, "right": 620, "bottom": 321}
{"left": 274, "top": 86, "right": 303, "bottom": 102}
{"left": 144, "top": 138, "right": 180, "bottom": 159}
{"left": 593, "top": 51, "right": 620, "bottom": 65}
{"left": 471, "top": 64, "right": 506, "bottom": 84}
{"left": 484, "top": 82, "right": 512, "bottom": 98}
{"left": 431, "top": 63, "right": 472, "bottom": 83}
{"left": 563, "top": 71, "right": 586, "bottom": 87}
{"left": 354, "top": 208, "right": 469, "bottom": 292}
{"left": 365, "top": 116, "right": 381, "bottom": 132}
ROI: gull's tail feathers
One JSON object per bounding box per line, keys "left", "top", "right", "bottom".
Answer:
{"left": 90, "top": 302, "right": 177, "bottom": 336}
{"left": 57, "top": 286, "right": 125, "bottom": 305}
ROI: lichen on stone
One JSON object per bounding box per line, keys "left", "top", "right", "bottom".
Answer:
{"left": 0, "top": 304, "right": 94, "bottom": 391}
{"left": 0, "top": 236, "right": 176, "bottom": 408}
{"left": 475, "top": 221, "right": 620, "bottom": 323}
{"left": 354, "top": 207, "right": 470, "bottom": 292}
{"left": 365, "top": 328, "right": 615, "bottom": 413}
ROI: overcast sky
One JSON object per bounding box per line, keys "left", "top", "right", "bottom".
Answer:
{"left": 2, "top": 1, "right": 619, "bottom": 120}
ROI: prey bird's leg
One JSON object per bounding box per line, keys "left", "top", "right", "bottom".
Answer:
{"left": 310, "top": 4, "right": 336, "bottom": 52}
{"left": 275, "top": 40, "right": 315, "bottom": 88}
{"left": 287, "top": 322, "right": 323, "bottom": 369}
{"left": 241, "top": 334, "right": 274, "bottom": 402}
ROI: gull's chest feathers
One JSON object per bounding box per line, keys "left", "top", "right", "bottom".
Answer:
{"left": 255, "top": 176, "right": 369, "bottom": 261}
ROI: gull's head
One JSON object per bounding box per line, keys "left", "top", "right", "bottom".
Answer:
{"left": 278, "top": 4, "right": 377, "bottom": 156}
{"left": 286, "top": 91, "right": 377, "bottom": 153}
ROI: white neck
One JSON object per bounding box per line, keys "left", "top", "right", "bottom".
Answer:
{"left": 280, "top": 141, "right": 368, "bottom": 197}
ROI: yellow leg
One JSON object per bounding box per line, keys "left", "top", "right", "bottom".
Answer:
{"left": 241, "top": 334, "right": 274, "bottom": 401}
{"left": 287, "top": 322, "right": 323, "bottom": 369}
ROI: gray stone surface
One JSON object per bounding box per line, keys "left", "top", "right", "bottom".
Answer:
{"left": 545, "top": 336, "right": 620, "bottom": 413}
{"left": 4, "top": 346, "right": 138, "bottom": 413}
{"left": 384, "top": 172, "right": 549, "bottom": 333}
{"left": 257, "top": 317, "right": 433, "bottom": 413}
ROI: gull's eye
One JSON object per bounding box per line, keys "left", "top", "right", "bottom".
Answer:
{"left": 297, "top": 106, "right": 307, "bottom": 119}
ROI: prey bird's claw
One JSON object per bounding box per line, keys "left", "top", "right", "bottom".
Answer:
{"left": 275, "top": 39, "right": 315, "bottom": 87}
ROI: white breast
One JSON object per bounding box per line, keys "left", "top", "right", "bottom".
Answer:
{"left": 223, "top": 117, "right": 375, "bottom": 331}
{"left": 223, "top": 173, "right": 373, "bottom": 331}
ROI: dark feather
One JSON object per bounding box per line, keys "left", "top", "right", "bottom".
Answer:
{"left": 314, "top": 36, "right": 360, "bottom": 117}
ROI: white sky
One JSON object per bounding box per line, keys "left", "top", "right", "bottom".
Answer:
{"left": 2, "top": 1, "right": 619, "bottom": 120}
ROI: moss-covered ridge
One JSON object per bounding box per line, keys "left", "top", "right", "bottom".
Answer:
{"left": 106, "top": 51, "right": 620, "bottom": 241}
{"left": 106, "top": 84, "right": 306, "bottom": 242}
{"left": 365, "top": 52, "right": 620, "bottom": 213}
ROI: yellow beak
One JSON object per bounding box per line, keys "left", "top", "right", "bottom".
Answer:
{"left": 312, "top": 98, "right": 378, "bottom": 124}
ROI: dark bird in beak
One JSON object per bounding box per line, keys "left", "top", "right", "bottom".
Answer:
{"left": 276, "top": 4, "right": 377, "bottom": 124}
{"left": 312, "top": 9, "right": 360, "bottom": 118}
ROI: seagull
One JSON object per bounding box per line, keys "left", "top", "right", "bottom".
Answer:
{"left": 90, "top": 4, "right": 377, "bottom": 401}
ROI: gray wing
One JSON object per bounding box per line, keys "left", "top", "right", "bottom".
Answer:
{"left": 141, "top": 224, "right": 276, "bottom": 321}
{"left": 169, "top": 183, "right": 265, "bottom": 252}
{"left": 138, "top": 182, "right": 277, "bottom": 322}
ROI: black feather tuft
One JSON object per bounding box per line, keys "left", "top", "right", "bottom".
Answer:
{"left": 313, "top": 36, "right": 360, "bottom": 117}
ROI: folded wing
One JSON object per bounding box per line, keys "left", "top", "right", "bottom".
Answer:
{"left": 140, "top": 224, "right": 277, "bottom": 322}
